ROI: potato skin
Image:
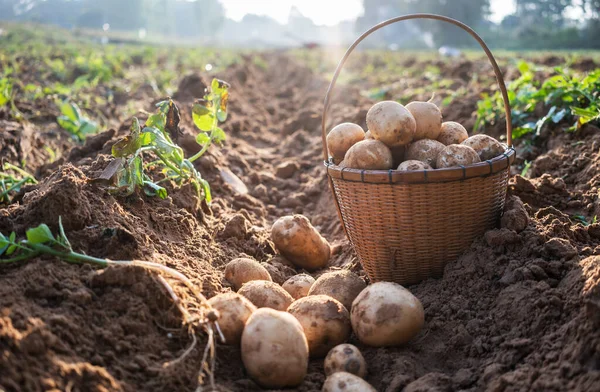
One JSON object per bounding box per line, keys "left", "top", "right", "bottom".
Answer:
{"left": 207, "top": 293, "right": 256, "bottom": 345}
{"left": 344, "top": 139, "right": 393, "bottom": 170}
{"left": 282, "top": 274, "right": 315, "bottom": 300}
{"left": 406, "top": 101, "right": 442, "bottom": 140}
{"left": 308, "top": 270, "right": 366, "bottom": 311}
{"left": 461, "top": 134, "right": 506, "bottom": 161}
{"left": 397, "top": 160, "right": 432, "bottom": 171}
{"left": 287, "top": 295, "right": 351, "bottom": 357}
{"left": 364, "top": 130, "right": 374, "bottom": 140}
{"left": 438, "top": 121, "right": 469, "bottom": 145}
{"left": 327, "top": 123, "right": 365, "bottom": 161}
{"left": 405, "top": 139, "right": 445, "bottom": 168}
{"left": 322, "top": 372, "right": 376, "bottom": 392}
{"left": 351, "top": 282, "right": 424, "bottom": 347}
{"left": 238, "top": 280, "right": 294, "bottom": 311}
{"left": 271, "top": 215, "right": 330, "bottom": 271}
{"left": 224, "top": 258, "right": 272, "bottom": 291}
{"left": 324, "top": 344, "right": 367, "bottom": 379}
{"left": 366, "top": 101, "right": 416, "bottom": 147}
{"left": 436, "top": 144, "right": 481, "bottom": 168}
{"left": 241, "top": 308, "right": 309, "bottom": 388}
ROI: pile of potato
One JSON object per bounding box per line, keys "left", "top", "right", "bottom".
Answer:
{"left": 211, "top": 214, "right": 425, "bottom": 390}
{"left": 327, "top": 99, "right": 507, "bottom": 171}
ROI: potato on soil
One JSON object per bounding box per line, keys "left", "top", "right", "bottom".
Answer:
{"left": 406, "top": 101, "right": 442, "bottom": 140}
{"left": 271, "top": 215, "right": 331, "bottom": 271}
{"left": 366, "top": 101, "right": 416, "bottom": 147}
{"left": 238, "top": 280, "right": 294, "bottom": 311}
{"left": 282, "top": 274, "right": 315, "bottom": 300}
{"left": 287, "top": 295, "right": 351, "bottom": 357}
{"left": 344, "top": 139, "right": 393, "bottom": 170}
{"left": 436, "top": 144, "right": 481, "bottom": 169}
{"left": 351, "top": 282, "right": 424, "bottom": 347}
{"left": 438, "top": 121, "right": 469, "bottom": 145}
{"left": 324, "top": 344, "right": 367, "bottom": 379}
{"left": 461, "top": 134, "right": 506, "bottom": 161}
{"left": 405, "top": 139, "right": 445, "bottom": 168}
{"left": 308, "top": 270, "right": 366, "bottom": 311}
{"left": 397, "top": 160, "right": 432, "bottom": 171}
{"left": 327, "top": 123, "right": 365, "bottom": 161}
{"left": 322, "top": 372, "right": 376, "bottom": 392}
{"left": 241, "top": 308, "right": 309, "bottom": 388}
{"left": 207, "top": 293, "right": 256, "bottom": 345}
{"left": 224, "top": 258, "right": 272, "bottom": 291}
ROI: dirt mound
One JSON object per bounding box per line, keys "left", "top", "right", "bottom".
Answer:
{"left": 1, "top": 52, "right": 599, "bottom": 392}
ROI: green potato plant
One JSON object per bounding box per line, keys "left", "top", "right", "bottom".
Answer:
{"left": 109, "top": 78, "right": 229, "bottom": 202}
{"left": 57, "top": 101, "right": 99, "bottom": 141}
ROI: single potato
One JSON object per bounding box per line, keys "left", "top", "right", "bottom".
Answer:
{"left": 324, "top": 344, "right": 367, "bottom": 379}
{"left": 397, "top": 160, "right": 432, "bottom": 171}
{"left": 287, "top": 295, "right": 351, "bottom": 357}
{"left": 366, "top": 101, "right": 416, "bottom": 147}
{"left": 271, "top": 215, "right": 331, "bottom": 271}
{"left": 322, "top": 372, "right": 376, "bottom": 392}
{"left": 461, "top": 134, "right": 506, "bottom": 161}
{"left": 344, "top": 139, "right": 394, "bottom": 170}
{"left": 405, "top": 139, "right": 445, "bottom": 168}
{"left": 241, "top": 308, "right": 309, "bottom": 388}
{"left": 282, "top": 274, "right": 315, "bottom": 300}
{"left": 438, "top": 121, "right": 469, "bottom": 145}
{"left": 238, "top": 280, "right": 294, "bottom": 311}
{"left": 436, "top": 144, "right": 481, "bottom": 168}
{"left": 406, "top": 101, "right": 442, "bottom": 140}
{"left": 224, "top": 258, "right": 272, "bottom": 291}
{"left": 207, "top": 293, "right": 257, "bottom": 345}
{"left": 327, "top": 123, "right": 365, "bottom": 162}
{"left": 308, "top": 270, "right": 366, "bottom": 311}
{"left": 351, "top": 282, "right": 424, "bottom": 347}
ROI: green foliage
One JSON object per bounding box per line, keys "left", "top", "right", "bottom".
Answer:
{"left": 57, "top": 101, "right": 99, "bottom": 141}
{"left": 0, "top": 163, "right": 37, "bottom": 204}
{"left": 109, "top": 81, "right": 229, "bottom": 203}
{"left": 190, "top": 78, "right": 230, "bottom": 162}
{"left": 0, "top": 76, "right": 13, "bottom": 107}
{"left": 475, "top": 61, "right": 600, "bottom": 139}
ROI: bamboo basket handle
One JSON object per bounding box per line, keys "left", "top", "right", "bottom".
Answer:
{"left": 321, "top": 13, "right": 513, "bottom": 162}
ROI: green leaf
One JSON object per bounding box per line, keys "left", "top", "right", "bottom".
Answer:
{"left": 0, "top": 232, "right": 8, "bottom": 255}
{"left": 213, "top": 127, "right": 226, "bottom": 143}
{"left": 196, "top": 133, "right": 210, "bottom": 145}
{"left": 571, "top": 106, "right": 599, "bottom": 118}
{"left": 146, "top": 113, "right": 166, "bottom": 131}
{"left": 79, "top": 120, "right": 99, "bottom": 136}
{"left": 6, "top": 244, "right": 17, "bottom": 255}
{"left": 26, "top": 224, "right": 55, "bottom": 245}
{"left": 139, "top": 131, "right": 156, "bottom": 146}
{"left": 60, "top": 102, "right": 82, "bottom": 122}
{"left": 192, "top": 103, "right": 214, "bottom": 131}
{"left": 112, "top": 118, "right": 142, "bottom": 157}
{"left": 143, "top": 181, "right": 167, "bottom": 199}
{"left": 200, "top": 178, "right": 212, "bottom": 203}
{"left": 57, "top": 116, "right": 80, "bottom": 134}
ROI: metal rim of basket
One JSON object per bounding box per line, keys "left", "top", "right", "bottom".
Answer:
{"left": 321, "top": 13, "right": 515, "bottom": 185}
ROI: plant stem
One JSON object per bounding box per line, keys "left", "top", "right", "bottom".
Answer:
{"left": 189, "top": 111, "right": 218, "bottom": 163}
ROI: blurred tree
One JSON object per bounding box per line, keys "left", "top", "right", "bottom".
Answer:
{"left": 515, "top": 0, "right": 573, "bottom": 25}
{"left": 357, "top": 0, "right": 490, "bottom": 47}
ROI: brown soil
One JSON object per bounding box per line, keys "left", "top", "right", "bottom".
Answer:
{"left": 1, "top": 53, "right": 599, "bottom": 392}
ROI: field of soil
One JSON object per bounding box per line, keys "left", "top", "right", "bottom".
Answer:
{"left": 1, "top": 39, "right": 600, "bottom": 392}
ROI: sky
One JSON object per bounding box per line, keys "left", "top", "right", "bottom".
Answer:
{"left": 220, "top": 0, "right": 517, "bottom": 26}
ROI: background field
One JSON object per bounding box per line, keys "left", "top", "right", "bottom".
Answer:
{"left": 1, "top": 19, "right": 600, "bottom": 392}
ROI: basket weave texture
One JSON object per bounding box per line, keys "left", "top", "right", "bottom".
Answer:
{"left": 322, "top": 14, "right": 516, "bottom": 285}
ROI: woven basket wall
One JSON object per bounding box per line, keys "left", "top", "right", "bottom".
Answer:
{"left": 321, "top": 14, "right": 516, "bottom": 285}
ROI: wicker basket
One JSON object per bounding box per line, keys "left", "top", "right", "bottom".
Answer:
{"left": 322, "top": 14, "right": 516, "bottom": 285}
